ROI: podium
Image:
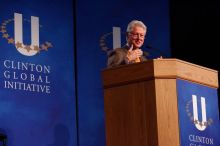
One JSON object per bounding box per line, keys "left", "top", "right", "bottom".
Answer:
{"left": 102, "top": 59, "right": 219, "bottom": 146}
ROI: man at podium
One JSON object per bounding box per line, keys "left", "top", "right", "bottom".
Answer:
{"left": 107, "top": 20, "right": 147, "bottom": 67}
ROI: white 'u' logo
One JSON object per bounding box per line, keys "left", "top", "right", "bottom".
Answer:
{"left": 192, "top": 95, "right": 207, "bottom": 131}
{"left": 14, "top": 13, "right": 39, "bottom": 56}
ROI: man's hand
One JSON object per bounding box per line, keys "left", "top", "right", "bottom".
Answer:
{"left": 126, "top": 49, "right": 143, "bottom": 62}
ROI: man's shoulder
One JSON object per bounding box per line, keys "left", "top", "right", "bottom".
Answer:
{"left": 114, "top": 47, "right": 126, "bottom": 52}
{"left": 114, "top": 45, "right": 129, "bottom": 52}
{"left": 107, "top": 45, "right": 129, "bottom": 57}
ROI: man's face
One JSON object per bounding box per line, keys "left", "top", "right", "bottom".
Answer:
{"left": 127, "top": 26, "right": 146, "bottom": 49}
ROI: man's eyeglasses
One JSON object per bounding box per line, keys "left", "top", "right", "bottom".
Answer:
{"left": 129, "top": 33, "right": 145, "bottom": 39}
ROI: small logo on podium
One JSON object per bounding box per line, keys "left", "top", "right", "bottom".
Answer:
{"left": 186, "top": 95, "right": 213, "bottom": 131}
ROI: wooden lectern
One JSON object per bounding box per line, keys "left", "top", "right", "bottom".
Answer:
{"left": 101, "top": 59, "right": 218, "bottom": 146}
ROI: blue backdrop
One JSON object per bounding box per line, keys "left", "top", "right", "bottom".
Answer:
{"left": 0, "top": 0, "right": 77, "bottom": 146}
{"left": 0, "top": 0, "right": 170, "bottom": 146}
{"left": 76, "top": 0, "right": 170, "bottom": 145}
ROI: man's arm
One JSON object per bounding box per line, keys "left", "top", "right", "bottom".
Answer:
{"left": 107, "top": 48, "right": 126, "bottom": 68}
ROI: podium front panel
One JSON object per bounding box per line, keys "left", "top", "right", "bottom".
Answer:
{"left": 177, "top": 79, "right": 220, "bottom": 146}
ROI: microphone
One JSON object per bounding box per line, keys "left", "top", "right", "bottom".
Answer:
{"left": 143, "top": 51, "right": 149, "bottom": 57}
{"left": 145, "top": 44, "right": 167, "bottom": 58}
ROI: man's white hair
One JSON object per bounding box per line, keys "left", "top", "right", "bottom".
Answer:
{"left": 126, "top": 20, "right": 147, "bottom": 33}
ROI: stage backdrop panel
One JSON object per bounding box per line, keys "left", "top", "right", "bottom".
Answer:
{"left": 76, "top": 0, "right": 170, "bottom": 145}
{"left": 0, "top": 0, "right": 77, "bottom": 146}
{"left": 177, "top": 79, "right": 220, "bottom": 146}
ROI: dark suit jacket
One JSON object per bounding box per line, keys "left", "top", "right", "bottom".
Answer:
{"left": 107, "top": 45, "right": 147, "bottom": 68}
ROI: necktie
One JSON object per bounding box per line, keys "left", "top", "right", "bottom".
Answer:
{"left": 135, "top": 57, "right": 140, "bottom": 63}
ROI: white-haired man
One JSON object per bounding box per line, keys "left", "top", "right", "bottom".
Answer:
{"left": 107, "top": 20, "right": 147, "bottom": 67}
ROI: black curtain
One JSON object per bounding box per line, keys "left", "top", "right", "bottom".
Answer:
{"left": 170, "top": 0, "right": 220, "bottom": 113}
